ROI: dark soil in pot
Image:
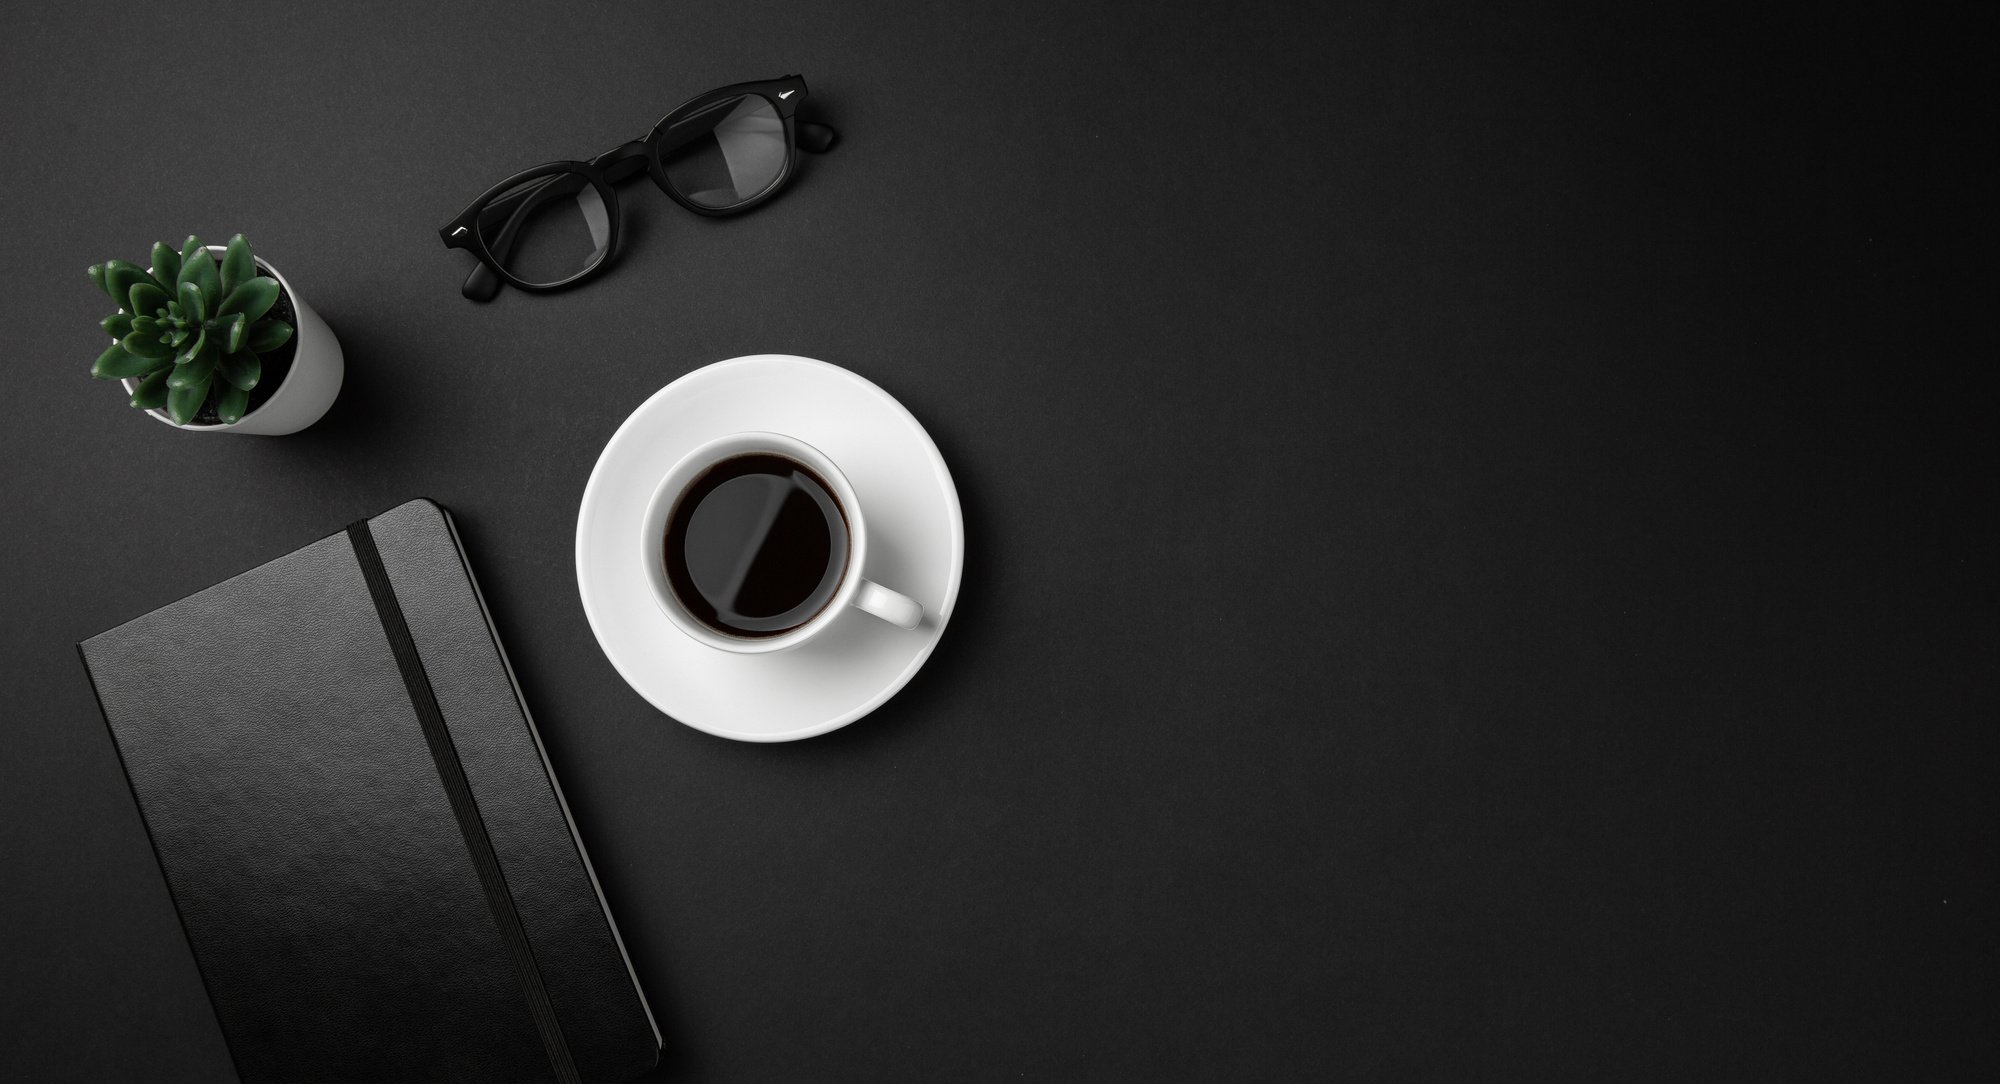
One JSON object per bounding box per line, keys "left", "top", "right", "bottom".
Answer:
{"left": 187, "top": 269, "right": 298, "bottom": 427}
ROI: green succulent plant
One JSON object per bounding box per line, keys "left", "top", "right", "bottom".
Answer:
{"left": 88, "top": 234, "right": 294, "bottom": 425}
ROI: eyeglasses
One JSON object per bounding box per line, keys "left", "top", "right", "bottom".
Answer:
{"left": 439, "top": 75, "right": 837, "bottom": 301}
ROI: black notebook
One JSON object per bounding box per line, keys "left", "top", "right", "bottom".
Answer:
{"left": 79, "top": 499, "right": 660, "bottom": 1084}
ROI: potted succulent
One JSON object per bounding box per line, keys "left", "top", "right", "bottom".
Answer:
{"left": 88, "top": 235, "right": 342, "bottom": 434}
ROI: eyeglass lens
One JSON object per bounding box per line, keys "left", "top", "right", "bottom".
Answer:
{"left": 475, "top": 171, "right": 612, "bottom": 287}
{"left": 660, "top": 95, "right": 787, "bottom": 210}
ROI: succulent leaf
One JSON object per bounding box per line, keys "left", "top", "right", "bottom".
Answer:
{"left": 179, "top": 281, "right": 208, "bottom": 324}
{"left": 102, "top": 313, "right": 134, "bottom": 338}
{"left": 106, "top": 261, "right": 161, "bottom": 310}
{"left": 131, "top": 368, "right": 171, "bottom": 409}
{"left": 180, "top": 235, "right": 204, "bottom": 264}
{"left": 246, "top": 319, "right": 294, "bottom": 352}
{"left": 88, "top": 264, "right": 115, "bottom": 299}
{"left": 150, "top": 242, "right": 182, "bottom": 286}
{"left": 169, "top": 343, "right": 218, "bottom": 389}
{"left": 128, "top": 282, "right": 168, "bottom": 317}
{"left": 175, "top": 329, "right": 208, "bottom": 366}
{"left": 122, "top": 330, "right": 173, "bottom": 360}
{"left": 214, "top": 383, "right": 250, "bottom": 425}
{"left": 178, "top": 246, "right": 221, "bottom": 309}
{"left": 223, "top": 313, "right": 248, "bottom": 353}
{"left": 218, "top": 277, "right": 280, "bottom": 322}
{"left": 214, "top": 382, "right": 250, "bottom": 424}
{"left": 220, "top": 349, "right": 261, "bottom": 391}
{"left": 166, "top": 379, "right": 210, "bottom": 425}
{"left": 108, "top": 257, "right": 163, "bottom": 287}
{"left": 93, "top": 343, "right": 155, "bottom": 379}
{"left": 220, "top": 235, "right": 255, "bottom": 298}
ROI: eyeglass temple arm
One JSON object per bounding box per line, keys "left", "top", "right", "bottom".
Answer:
{"left": 798, "top": 121, "right": 837, "bottom": 152}
{"left": 463, "top": 270, "right": 502, "bottom": 302}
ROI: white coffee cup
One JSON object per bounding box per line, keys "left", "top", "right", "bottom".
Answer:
{"left": 640, "top": 432, "right": 923, "bottom": 653}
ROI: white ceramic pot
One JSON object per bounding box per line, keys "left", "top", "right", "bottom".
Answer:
{"left": 119, "top": 247, "right": 344, "bottom": 435}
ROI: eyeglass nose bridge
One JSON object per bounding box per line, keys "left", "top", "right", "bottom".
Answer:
{"left": 590, "top": 140, "right": 653, "bottom": 185}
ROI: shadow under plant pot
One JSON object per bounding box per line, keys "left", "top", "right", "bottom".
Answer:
{"left": 117, "top": 246, "right": 344, "bottom": 435}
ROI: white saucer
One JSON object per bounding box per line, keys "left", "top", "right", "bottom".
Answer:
{"left": 576, "top": 355, "right": 964, "bottom": 741}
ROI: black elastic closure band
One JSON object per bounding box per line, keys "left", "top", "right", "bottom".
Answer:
{"left": 347, "top": 520, "right": 581, "bottom": 1084}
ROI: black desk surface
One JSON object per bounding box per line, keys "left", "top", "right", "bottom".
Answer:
{"left": 2, "top": 3, "right": 1991, "bottom": 1080}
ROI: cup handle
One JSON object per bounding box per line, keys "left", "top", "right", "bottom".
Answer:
{"left": 851, "top": 579, "right": 923, "bottom": 630}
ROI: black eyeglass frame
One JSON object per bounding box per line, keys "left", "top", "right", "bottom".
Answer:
{"left": 438, "top": 75, "right": 836, "bottom": 300}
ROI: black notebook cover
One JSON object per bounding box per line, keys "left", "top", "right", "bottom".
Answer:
{"left": 79, "top": 499, "right": 661, "bottom": 1084}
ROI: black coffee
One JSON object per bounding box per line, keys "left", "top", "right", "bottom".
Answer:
{"left": 663, "top": 453, "right": 849, "bottom": 637}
